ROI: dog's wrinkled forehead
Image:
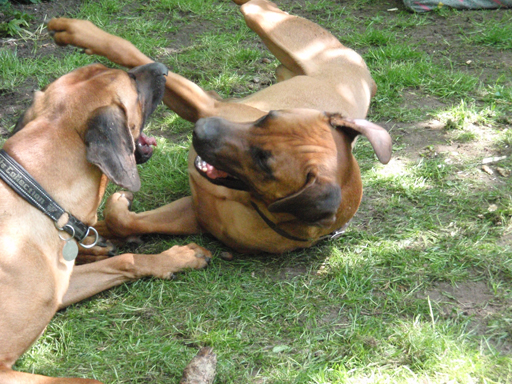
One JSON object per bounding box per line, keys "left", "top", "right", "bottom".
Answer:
{"left": 255, "top": 109, "right": 329, "bottom": 132}
{"left": 249, "top": 109, "right": 337, "bottom": 162}
{"left": 56, "top": 64, "right": 140, "bottom": 114}
{"left": 13, "top": 64, "right": 142, "bottom": 135}
{"left": 259, "top": 109, "right": 333, "bottom": 136}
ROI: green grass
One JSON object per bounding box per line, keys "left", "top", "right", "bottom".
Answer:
{"left": 2, "top": 0, "right": 512, "bottom": 383}
{"left": 462, "top": 13, "right": 512, "bottom": 49}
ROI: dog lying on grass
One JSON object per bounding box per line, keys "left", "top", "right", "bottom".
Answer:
{"left": 48, "top": 0, "right": 392, "bottom": 254}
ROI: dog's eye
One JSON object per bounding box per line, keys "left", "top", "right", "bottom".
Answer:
{"left": 250, "top": 147, "right": 273, "bottom": 176}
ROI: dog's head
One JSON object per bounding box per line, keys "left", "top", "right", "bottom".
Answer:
{"left": 192, "top": 108, "right": 391, "bottom": 228}
{"left": 13, "top": 62, "right": 167, "bottom": 192}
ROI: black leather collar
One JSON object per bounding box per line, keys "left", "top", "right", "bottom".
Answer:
{"left": 0, "top": 149, "right": 97, "bottom": 244}
{"left": 251, "top": 200, "right": 349, "bottom": 243}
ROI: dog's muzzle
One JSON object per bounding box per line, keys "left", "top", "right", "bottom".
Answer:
{"left": 135, "top": 132, "right": 157, "bottom": 164}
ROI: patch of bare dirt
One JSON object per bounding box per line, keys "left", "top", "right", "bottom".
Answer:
{"left": 498, "top": 229, "right": 512, "bottom": 248}
{"left": 0, "top": 1, "right": 80, "bottom": 133}
{"left": 400, "top": 90, "right": 448, "bottom": 112}
{"left": 385, "top": 118, "right": 511, "bottom": 191}
{"left": 419, "top": 281, "right": 512, "bottom": 353}
{"left": 369, "top": 6, "right": 511, "bottom": 85}
{"left": 0, "top": 0, "right": 82, "bottom": 59}
{"left": 393, "top": 122, "right": 448, "bottom": 161}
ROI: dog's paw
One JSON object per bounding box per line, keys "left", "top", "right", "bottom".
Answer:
{"left": 103, "top": 192, "right": 136, "bottom": 238}
{"left": 75, "top": 235, "right": 116, "bottom": 265}
{"left": 155, "top": 243, "right": 211, "bottom": 279}
{"left": 109, "top": 191, "right": 134, "bottom": 208}
{"left": 78, "top": 234, "right": 116, "bottom": 255}
{"left": 48, "top": 18, "right": 111, "bottom": 57}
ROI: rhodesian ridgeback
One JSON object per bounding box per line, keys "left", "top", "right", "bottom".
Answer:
{"left": 0, "top": 63, "right": 210, "bottom": 383}
{"left": 48, "top": 0, "right": 392, "bottom": 254}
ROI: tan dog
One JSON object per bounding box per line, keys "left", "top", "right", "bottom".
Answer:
{"left": 0, "top": 63, "right": 210, "bottom": 383}
{"left": 48, "top": 0, "right": 392, "bottom": 254}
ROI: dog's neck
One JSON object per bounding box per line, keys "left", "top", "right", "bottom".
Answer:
{"left": 0, "top": 150, "right": 101, "bottom": 246}
{"left": 250, "top": 199, "right": 333, "bottom": 244}
{"left": 250, "top": 200, "right": 315, "bottom": 242}
{"left": 3, "top": 125, "right": 107, "bottom": 226}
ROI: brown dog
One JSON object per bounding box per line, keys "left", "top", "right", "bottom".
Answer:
{"left": 0, "top": 63, "right": 210, "bottom": 383}
{"left": 48, "top": 0, "right": 392, "bottom": 254}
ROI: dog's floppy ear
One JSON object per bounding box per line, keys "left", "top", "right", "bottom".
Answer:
{"left": 329, "top": 113, "right": 392, "bottom": 164}
{"left": 85, "top": 105, "right": 141, "bottom": 192}
{"left": 268, "top": 171, "right": 341, "bottom": 228}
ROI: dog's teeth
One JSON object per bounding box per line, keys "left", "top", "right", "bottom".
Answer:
{"left": 196, "top": 156, "right": 209, "bottom": 172}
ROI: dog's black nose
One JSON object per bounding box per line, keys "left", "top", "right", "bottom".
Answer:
{"left": 193, "top": 116, "right": 246, "bottom": 161}
{"left": 193, "top": 117, "right": 223, "bottom": 143}
{"left": 192, "top": 118, "right": 226, "bottom": 157}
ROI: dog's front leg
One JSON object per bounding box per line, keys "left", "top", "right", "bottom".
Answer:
{"left": 47, "top": 18, "right": 214, "bottom": 121}
{"left": 48, "top": 18, "right": 152, "bottom": 69}
{"left": 48, "top": 18, "right": 265, "bottom": 122}
{"left": 60, "top": 244, "right": 211, "bottom": 309}
{"left": 99, "top": 192, "right": 202, "bottom": 238}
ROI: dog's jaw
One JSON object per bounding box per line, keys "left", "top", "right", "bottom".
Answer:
{"left": 194, "top": 155, "right": 249, "bottom": 191}
{"left": 135, "top": 132, "right": 157, "bottom": 164}
{"left": 195, "top": 155, "right": 229, "bottom": 179}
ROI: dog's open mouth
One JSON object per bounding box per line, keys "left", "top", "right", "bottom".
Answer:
{"left": 194, "top": 155, "right": 248, "bottom": 191}
{"left": 135, "top": 132, "right": 157, "bottom": 164}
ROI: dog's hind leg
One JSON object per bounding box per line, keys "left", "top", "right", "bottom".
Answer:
{"left": 236, "top": 0, "right": 345, "bottom": 78}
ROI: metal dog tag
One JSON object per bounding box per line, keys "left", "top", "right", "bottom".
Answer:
{"left": 62, "top": 239, "right": 79, "bottom": 261}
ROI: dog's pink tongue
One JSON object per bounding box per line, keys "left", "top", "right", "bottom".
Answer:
{"left": 140, "top": 132, "right": 157, "bottom": 147}
{"left": 206, "top": 164, "right": 229, "bottom": 179}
